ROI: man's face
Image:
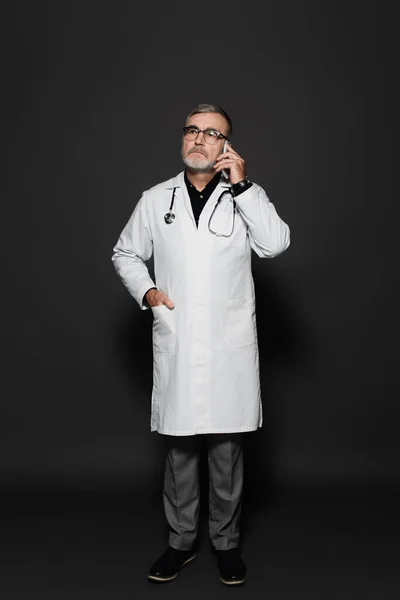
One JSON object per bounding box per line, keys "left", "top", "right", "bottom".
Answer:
{"left": 181, "top": 112, "right": 229, "bottom": 173}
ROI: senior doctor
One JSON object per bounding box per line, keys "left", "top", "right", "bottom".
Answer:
{"left": 112, "top": 104, "right": 290, "bottom": 586}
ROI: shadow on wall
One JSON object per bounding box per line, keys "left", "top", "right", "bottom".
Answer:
{"left": 242, "top": 259, "right": 314, "bottom": 510}
{"left": 114, "top": 306, "right": 154, "bottom": 397}
{"left": 111, "top": 277, "right": 166, "bottom": 484}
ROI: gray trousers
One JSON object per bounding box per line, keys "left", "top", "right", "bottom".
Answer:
{"left": 162, "top": 433, "right": 244, "bottom": 551}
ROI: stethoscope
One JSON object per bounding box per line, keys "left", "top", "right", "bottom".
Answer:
{"left": 164, "top": 187, "right": 236, "bottom": 238}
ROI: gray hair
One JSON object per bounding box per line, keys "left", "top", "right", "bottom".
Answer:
{"left": 184, "top": 104, "right": 232, "bottom": 138}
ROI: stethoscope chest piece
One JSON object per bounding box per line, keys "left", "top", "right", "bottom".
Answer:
{"left": 164, "top": 186, "right": 177, "bottom": 224}
{"left": 164, "top": 212, "right": 175, "bottom": 224}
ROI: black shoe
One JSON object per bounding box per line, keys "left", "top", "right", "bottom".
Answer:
{"left": 214, "top": 547, "right": 247, "bottom": 586}
{"left": 148, "top": 546, "right": 196, "bottom": 583}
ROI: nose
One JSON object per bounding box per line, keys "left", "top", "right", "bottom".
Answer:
{"left": 194, "top": 131, "right": 205, "bottom": 146}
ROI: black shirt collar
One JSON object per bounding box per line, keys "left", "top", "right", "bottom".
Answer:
{"left": 184, "top": 170, "right": 221, "bottom": 200}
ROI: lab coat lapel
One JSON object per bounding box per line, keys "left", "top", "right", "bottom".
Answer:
{"left": 199, "top": 177, "right": 232, "bottom": 222}
{"left": 204, "top": 177, "right": 232, "bottom": 211}
{"left": 164, "top": 171, "right": 196, "bottom": 229}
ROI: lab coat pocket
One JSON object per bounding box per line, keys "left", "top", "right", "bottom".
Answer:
{"left": 151, "top": 305, "right": 177, "bottom": 355}
{"left": 224, "top": 297, "right": 257, "bottom": 350}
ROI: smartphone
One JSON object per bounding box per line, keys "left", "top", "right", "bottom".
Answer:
{"left": 221, "top": 140, "right": 229, "bottom": 179}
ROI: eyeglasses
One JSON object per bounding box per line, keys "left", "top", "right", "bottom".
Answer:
{"left": 182, "top": 126, "right": 229, "bottom": 145}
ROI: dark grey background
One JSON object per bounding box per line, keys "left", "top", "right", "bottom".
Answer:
{"left": 4, "top": 1, "right": 398, "bottom": 498}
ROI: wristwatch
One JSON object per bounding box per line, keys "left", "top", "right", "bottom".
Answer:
{"left": 231, "top": 178, "right": 253, "bottom": 196}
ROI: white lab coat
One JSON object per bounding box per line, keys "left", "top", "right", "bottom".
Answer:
{"left": 112, "top": 171, "right": 290, "bottom": 435}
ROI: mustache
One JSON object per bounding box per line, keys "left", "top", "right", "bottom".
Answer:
{"left": 187, "top": 148, "right": 207, "bottom": 157}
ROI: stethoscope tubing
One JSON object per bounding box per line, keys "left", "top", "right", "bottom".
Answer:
{"left": 164, "top": 187, "right": 236, "bottom": 237}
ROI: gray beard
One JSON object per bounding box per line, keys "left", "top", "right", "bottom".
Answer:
{"left": 182, "top": 154, "right": 215, "bottom": 173}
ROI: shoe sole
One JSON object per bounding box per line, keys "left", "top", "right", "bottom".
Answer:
{"left": 148, "top": 553, "right": 196, "bottom": 583}
{"left": 219, "top": 575, "right": 247, "bottom": 586}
